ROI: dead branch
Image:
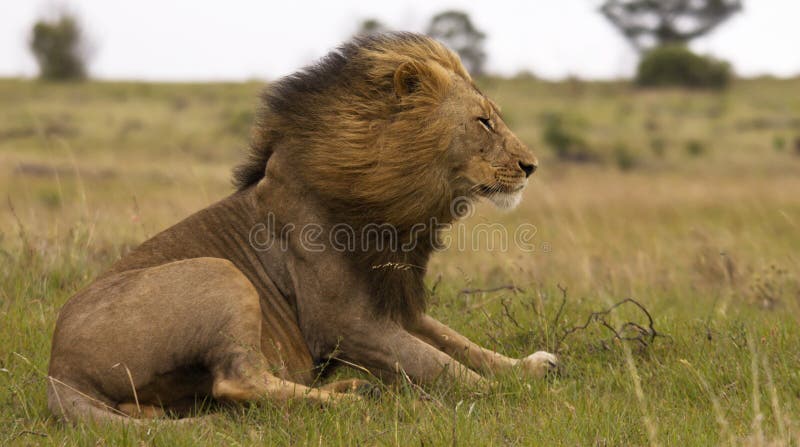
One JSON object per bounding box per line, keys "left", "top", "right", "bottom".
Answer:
{"left": 459, "top": 284, "right": 522, "bottom": 297}
{"left": 10, "top": 430, "right": 48, "bottom": 441}
{"left": 551, "top": 284, "right": 569, "bottom": 344}
{"left": 7, "top": 196, "right": 31, "bottom": 251}
{"left": 461, "top": 284, "right": 523, "bottom": 311}
{"left": 500, "top": 298, "right": 523, "bottom": 329}
{"left": 553, "top": 288, "right": 668, "bottom": 353}
{"left": 429, "top": 273, "right": 443, "bottom": 295}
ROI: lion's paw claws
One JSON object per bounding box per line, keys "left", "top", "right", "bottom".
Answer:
{"left": 519, "top": 351, "right": 559, "bottom": 378}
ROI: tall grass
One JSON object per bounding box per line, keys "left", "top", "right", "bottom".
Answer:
{"left": 1, "top": 78, "right": 799, "bottom": 445}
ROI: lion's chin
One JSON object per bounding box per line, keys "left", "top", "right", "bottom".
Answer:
{"left": 487, "top": 191, "right": 523, "bottom": 210}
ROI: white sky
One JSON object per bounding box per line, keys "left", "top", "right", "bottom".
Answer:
{"left": 1, "top": 0, "right": 799, "bottom": 81}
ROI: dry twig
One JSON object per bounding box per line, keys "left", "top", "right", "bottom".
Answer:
{"left": 553, "top": 287, "right": 667, "bottom": 353}
{"left": 500, "top": 298, "right": 523, "bottom": 329}
{"left": 10, "top": 430, "right": 48, "bottom": 441}
{"left": 458, "top": 284, "right": 522, "bottom": 297}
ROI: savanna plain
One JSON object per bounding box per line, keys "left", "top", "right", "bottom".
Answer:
{"left": 1, "top": 77, "right": 799, "bottom": 445}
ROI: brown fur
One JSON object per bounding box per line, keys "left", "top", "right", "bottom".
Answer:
{"left": 47, "top": 33, "right": 554, "bottom": 424}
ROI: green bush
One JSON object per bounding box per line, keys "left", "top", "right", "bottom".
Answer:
{"left": 650, "top": 137, "right": 667, "bottom": 157}
{"left": 613, "top": 143, "right": 637, "bottom": 171}
{"left": 686, "top": 139, "right": 707, "bottom": 157}
{"left": 772, "top": 135, "right": 786, "bottom": 152}
{"left": 636, "top": 45, "right": 731, "bottom": 89}
{"left": 540, "top": 112, "right": 598, "bottom": 162}
{"left": 30, "top": 14, "right": 88, "bottom": 81}
{"left": 224, "top": 108, "right": 255, "bottom": 136}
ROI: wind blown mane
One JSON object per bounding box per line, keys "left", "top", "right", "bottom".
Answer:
{"left": 233, "top": 32, "right": 473, "bottom": 322}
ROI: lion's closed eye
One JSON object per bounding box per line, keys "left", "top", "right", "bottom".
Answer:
{"left": 477, "top": 117, "right": 493, "bottom": 132}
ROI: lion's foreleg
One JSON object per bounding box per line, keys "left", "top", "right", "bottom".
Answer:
{"left": 408, "top": 314, "right": 558, "bottom": 379}
{"left": 338, "top": 324, "right": 488, "bottom": 389}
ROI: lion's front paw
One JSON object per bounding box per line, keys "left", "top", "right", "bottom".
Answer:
{"left": 518, "top": 351, "right": 559, "bottom": 378}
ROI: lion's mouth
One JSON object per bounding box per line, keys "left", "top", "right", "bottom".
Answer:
{"left": 474, "top": 181, "right": 526, "bottom": 210}
{"left": 476, "top": 182, "right": 525, "bottom": 196}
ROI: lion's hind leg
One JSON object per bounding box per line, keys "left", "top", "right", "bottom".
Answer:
{"left": 207, "top": 341, "right": 361, "bottom": 405}
{"left": 320, "top": 379, "right": 381, "bottom": 399}
{"left": 207, "top": 323, "right": 360, "bottom": 406}
{"left": 117, "top": 403, "right": 167, "bottom": 419}
{"left": 200, "top": 264, "right": 360, "bottom": 406}
{"left": 48, "top": 257, "right": 351, "bottom": 424}
{"left": 212, "top": 373, "right": 356, "bottom": 405}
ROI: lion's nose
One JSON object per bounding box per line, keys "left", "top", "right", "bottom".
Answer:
{"left": 518, "top": 161, "right": 537, "bottom": 178}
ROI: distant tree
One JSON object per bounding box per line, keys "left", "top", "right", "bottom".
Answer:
{"left": 356, "top": 18, "right": 389, "bottom": 37}
{"left": 636, "top": 44, "right": 731, "bottom": 88}
{"left": 425, "top": 10, "right": 487, "bottom": 76}
{"left": 600, "top": 0, "right": 743, "bottom": 52}
{"left": 30, "top": 14, "right": 89, "bottom": 80}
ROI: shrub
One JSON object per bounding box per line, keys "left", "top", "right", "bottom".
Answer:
{"left": 540, "top": 112, "right": 598, "bottom": 162}
{"left": 650, "top": 137, "right": 667, "bottom": 157}
{"left": 636, "top": 45, "right": 731, "bottom": 89}
{"left": 30, "top": 14, "right": 88, "bottom": 81}
{"left": 686, "top": 139, "right": 707, "bottom": 157}
{"left": 613, "top": 143, "right": 637, "bottom": 171}
{"left": 224, "top": 108, "right": 255, "bottom": 136}
{"left": 772, "top": 135, "right": 786, "bottom": 152}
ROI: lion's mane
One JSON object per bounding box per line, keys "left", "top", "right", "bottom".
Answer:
{"left": 233, "top": 33, "right": 472, "bottom": 323}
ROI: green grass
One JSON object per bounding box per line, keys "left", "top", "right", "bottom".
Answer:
{"left": 1, "top": 77, "right": 799, "bottom": 445}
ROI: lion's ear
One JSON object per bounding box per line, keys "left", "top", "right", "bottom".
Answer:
{"left": 393, "top": 61, "right": 421, "bottom": 98}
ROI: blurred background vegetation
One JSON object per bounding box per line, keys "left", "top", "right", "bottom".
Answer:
{"left": 29, "top": 14, "right": 89, "bottom": 81}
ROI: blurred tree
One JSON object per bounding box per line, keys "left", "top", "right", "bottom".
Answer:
{"left": 600, "top": 0, "right": 742, "bottom": 52}
{"left": 636, "top": 44, "right": 731, "bottom": 88}
{"left": 426, "top": 10, "right": 486, "bottom": 76}
{"left": 356, "top": 18, "right": 389, "bottom": 36}
{"left": 30, "top": 14, "right": 88, "bottom": 80}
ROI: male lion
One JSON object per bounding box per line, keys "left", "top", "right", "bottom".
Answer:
{"left": 47, "top": 33, "right": 557, "bottom": 423}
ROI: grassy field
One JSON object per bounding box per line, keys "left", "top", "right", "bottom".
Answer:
{"left": 1, "top": 76, "right": 799, "bottom": 445}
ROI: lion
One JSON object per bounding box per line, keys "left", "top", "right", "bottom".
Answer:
{"left": 47, "top": 32, "right": 557, "bottom": 423}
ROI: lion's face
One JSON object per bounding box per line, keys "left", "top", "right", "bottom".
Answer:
{"left": 443, "top": 77, "right": 538, "bottom": 210}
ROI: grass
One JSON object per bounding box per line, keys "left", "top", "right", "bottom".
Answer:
{"left": 1, "top": 76, "right": 800, "bottom": 445}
